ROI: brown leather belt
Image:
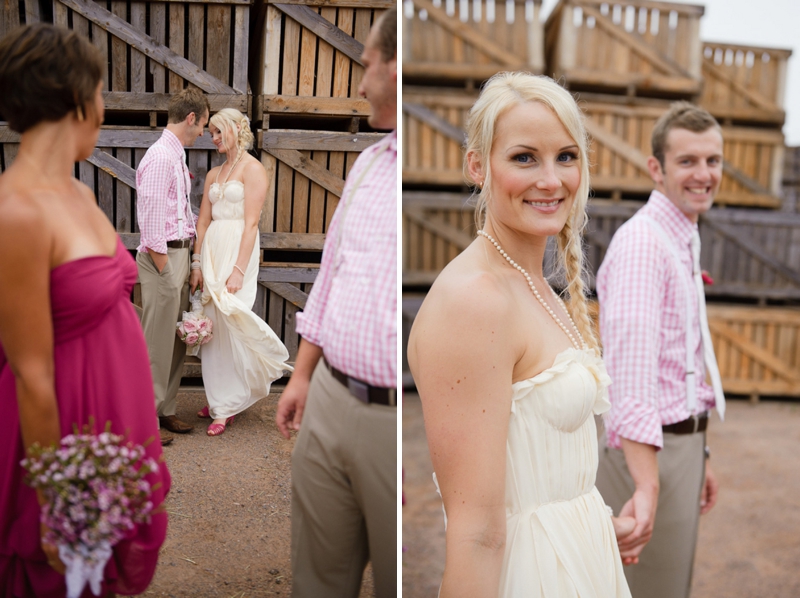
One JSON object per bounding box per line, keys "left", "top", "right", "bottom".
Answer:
{"left": 324, "top": 358, "right": 396, "bottom": 407}
{"left": 663, "top": 412, "right": 709, "bottom": 435}
{"left": 166, "top": 238, "right": 192, "bottom": 249}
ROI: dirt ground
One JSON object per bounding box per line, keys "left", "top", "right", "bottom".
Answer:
{"left": 402, "top": 394, "right": 800, "bottom": 598}
{"left": 132, "top": 387, "right": 375, "bottom": 598}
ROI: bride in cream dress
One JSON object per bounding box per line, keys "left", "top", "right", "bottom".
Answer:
{"left": 192, "top": 108, "right": 291, "bottom": 436}
{"left": 408, "top": 73, "right": 634, "bottom": 597}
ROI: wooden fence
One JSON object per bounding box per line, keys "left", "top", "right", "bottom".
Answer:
{"left": 700, "top": 41, "right": 792, "bottom": 126}
{"left": 402, "top": 192, "right": 800, "bottom": 301}
{"left": 402, "top": 0, "right": 544, "bottom": 84}
{"left": 545, "top": 0, "right": 704, "bottom": 97}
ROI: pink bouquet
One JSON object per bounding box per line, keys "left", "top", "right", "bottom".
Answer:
{"left": 20, "top": 423, "right": 160, "bottom": 598}
{"left": 177, "top": 290, "right": 212, "bottom": 355}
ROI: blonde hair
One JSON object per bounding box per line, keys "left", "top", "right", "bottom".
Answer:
{"left": 210, "top": 108, "right": 254, "bottom": 158}
{"left": 464, "top": 72, "right": 598, "bottom": 349}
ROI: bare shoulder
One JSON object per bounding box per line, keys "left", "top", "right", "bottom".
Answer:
{"left": 241, "top": 155, "right": 266, "bottom": 179}
{"left": 0, "top": 185, "right": 49, "bottom": 258}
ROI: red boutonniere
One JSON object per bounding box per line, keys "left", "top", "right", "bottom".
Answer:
{"left": 701, "top": 270, "right": 714, "bottom": 285}
{"left": 189, "top": 172, "right": 195, "bottom": 180}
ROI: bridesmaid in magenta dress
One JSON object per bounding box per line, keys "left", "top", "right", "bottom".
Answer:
{"left": 0, "top": 24, "right": 170, "bottom": 597}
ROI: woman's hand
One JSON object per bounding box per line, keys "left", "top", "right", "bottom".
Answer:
{"left": 611, "top": 515, "right": 636, "bottom": 540}
{"left": 189, "top": 268, "right": 203, "bottom": 294}
{"left": 225, "top": 268, "right": 244, "bottom": 295}
{"left": 41, "top": 522, "right": 65, "bottom": 574}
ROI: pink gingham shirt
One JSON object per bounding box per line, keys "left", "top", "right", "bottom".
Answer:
{"left": 596, "top": 191, "right": 716, "bottom": 450}
{"left": 136, "top": 129, "right": 195, "bottom": 254}
{"left": 296, "top": 130, "right": 397, "bottom": 388}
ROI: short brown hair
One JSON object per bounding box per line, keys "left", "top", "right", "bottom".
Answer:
{"left": 0, "top": 23, "right": 103, "bottom": 133}
{"left": 651, "top": 101, "right": 720, "bottom": 168}
{"left": 372, "top": 7, "right": 396, "bottom": 62}
{"left": 168, "top": 88, "right": 210, "bottom": 124}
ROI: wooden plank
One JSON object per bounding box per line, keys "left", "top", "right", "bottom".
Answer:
{"left": 403, "top": 206, "right": 473, "bottom": 250}
{"left": 332, "top": 8, "right": 354, "bottom": 98}
{"left": 402, "top": 102, "right": 466, "bottom": 145}
{"left": 262, "top": 5, "right": 282, "bottom": 95}
{"left": 23, "top": 0, "right": 41, "bottom": 24}
{"left": 168, "top": 3, "right": 185, "bottom": 92}
{"left": 261, "top": 95, "right": 370, "bottom": 116}
{"left": 281, "top": 9, "right": 301, "bottom": 95}
{"left": 114, "top": 148, "right": 132, "bottom": 232}
{"left": 263, "top": 281, "right": 309, "bottom": 309}
{"left": 86, "top": 149, "right": 137, "bottom": 189}
{"left": 206, "top": 4, "right": 232, "bottom": 87}
{"left": 263, "top": 129, "right": 383, "bottom": 152}
{"left": 149, "top": 2, "right": 166, "bottom": 93}
{"left": 258, "top": 266, "right": 319, "bottom": 284}
{"left": 232, "top": 4, "right": 249, "bottom": 94}
{"left": 130, "top": 3, "right": 147, "bottom": 93}
{"left": 411, "top": 0, "right": 524, "bottom": 68}
{"left": 275, "top": 4, "right": 364, "bottom": 66}
{"left": 110, "top": 2, "right": 128, "bottom": 92}
{"left": 315, "top": 7, "right": 336, "bottom": 97}
{"left": 260, "top": 232, "right": 325, "bottom": 250}
{"left": 350, "top": 7, "right": 372, "bottom": 95}
{"left": 97, "top": 168, "right": 114, "bottom": 223}
{"left": 702, "top": 57, "right": 780, "bottom": 113}
{"left": 188, "top": 4, "right": 205, "bottom": 76}
{"left": 701, "top": 219, "right": 800, "bottom": 287}
{"left": 60, "top": 0, "right": 236, "bottom": 94}
{"left": 292, "top": 151, "right": 311, "bottom": 232}
{"left": 102, "top": 92, "right": 247, "bottom": 112}
{"left": 260, "top": 153, "right": 278, "bottom": 232}
{"left": 708, "top": 319, "right": 800, "bottom": 384}
{"left": 270, "top": 0, "right": 394, "bottom": 6}
{"left": 275, "top": 160, "right": 294, "bottom": 232}
{"left": 298, "top": 22, "right": 318, "bottom": 97}
{"left": 267, "top": 148, "right": 344, "bottom": 197}
{"left": 308, "top": 151, "right": 327, "bottom": 233}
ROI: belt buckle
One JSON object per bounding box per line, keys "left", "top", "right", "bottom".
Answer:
{"left": 347, "top": 377, "right": 370, "bottom": 404}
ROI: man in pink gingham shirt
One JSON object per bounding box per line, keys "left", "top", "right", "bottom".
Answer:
{"left": 275, "top": 8, "right": 397, "bottom": 598}
{"left": 135, "top": 88, "right": 209, "bottom": 445}
{"left": 595, "top": 102, "right": 725, "bottom": 598}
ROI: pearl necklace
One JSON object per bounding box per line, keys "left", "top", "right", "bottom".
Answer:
{"left": 477, "top": 229, "right": 588, "bottom": 351}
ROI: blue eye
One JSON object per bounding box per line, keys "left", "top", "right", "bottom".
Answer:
{"left": 558, "top": 151, "right": 578, "bottom": 163}
{"left": 513, "top": 153, "right": 533, "bottom": 164}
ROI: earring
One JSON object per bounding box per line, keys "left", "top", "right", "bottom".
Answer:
{"left": 76, "top": 105, "right": 85, "bottom": 122}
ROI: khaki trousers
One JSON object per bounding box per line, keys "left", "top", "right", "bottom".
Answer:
{"left": 596, "top": 423, "right": 706, "bottom": 598}
{"left": 291, "top": 361, "right": 397, "bottom": 598}
{"left": 136, "top": 248, "right": 190, "bottom": 419}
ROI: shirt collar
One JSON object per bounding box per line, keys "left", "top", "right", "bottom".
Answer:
{"left": 646, "top": 190, "right": 697, "bottom": 247}
{"left": 161, "top": 128, "right": 186, "bottom": 158}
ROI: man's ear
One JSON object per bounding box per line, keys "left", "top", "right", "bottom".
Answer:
{"left": 187, "top": 112, "right": 196, "bottom": 127}
{"left": 647, "top": 156, "right": 664, "bottom": 186}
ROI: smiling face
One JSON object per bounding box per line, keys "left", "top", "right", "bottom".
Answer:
{"left": 471, "top": 101, "right": 581, "bottom": 239}
{"left": 209, "top": 121, "right": 236, "bottom": 154}
{"left": 648, "top": 126, "right": 723, "bottom": 222}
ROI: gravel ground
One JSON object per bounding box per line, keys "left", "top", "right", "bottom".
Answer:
{"left": 133, "top": 387, "right": 375, "bottom": 598}
{"left": 402, "top": 394, "right": 800, "bottom": 598}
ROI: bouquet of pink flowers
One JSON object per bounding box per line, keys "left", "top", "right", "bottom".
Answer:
{"left": 20, "top": 423, "right": 160, "bottom": 598}
{"left": 177, "top": 290, "right": 212, "bottom": 356}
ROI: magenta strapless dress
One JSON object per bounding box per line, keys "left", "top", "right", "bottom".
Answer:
{"left": 0, "top": 238, "right": 170, "bottom": 597}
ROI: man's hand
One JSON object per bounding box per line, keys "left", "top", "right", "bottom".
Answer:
{"left": 148, "top": 249, "right": 168, "bottom": 273}
{"left": 190, "top": 268, "right": 203, "bottom": 294}
{"left": 612, "top": 515, "right": 636, "bottom": 541}
{"left": 700, "top": 461, "right": 719, "bottom": 515}
{"left": 617, "top": 487, "right": 658, "bottom": 565}
{"left": 276, "top": 380, "right": 309, "bottom": 439}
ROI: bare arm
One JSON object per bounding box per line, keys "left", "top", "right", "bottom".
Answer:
{"left": 408, "top": 276, "right": 516, "bottom": 598}
{"left": 0, "top": 194, "right": 63, "bottom": 571}
{"left": 617, "top": 438, "right": 659, "bottom": 564}
{"left": 190, "top": 171, "right": 215, "bottom": 292}
{"left": 275, "top": 338, "right": 323, "bottom": 438}
{"left": 225, "top": 160, "right": 267, "bottom": 294}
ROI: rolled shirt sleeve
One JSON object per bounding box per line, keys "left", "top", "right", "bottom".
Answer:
{"left": 597, "top": 219, "right": 668, "bottom": 450}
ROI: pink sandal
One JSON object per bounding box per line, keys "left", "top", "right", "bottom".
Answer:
{"left": 207, "top": 416, "right": 235, "bottom": 436}
{"left": 197, "top": 405, "right": 211, "bottom": 419}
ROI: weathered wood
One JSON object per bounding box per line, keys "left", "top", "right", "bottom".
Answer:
{"left": 258, "top": 266, "right": 319, "bottom": 284}
{"left": 274, "top": 3, "right": 365, "bottom": 66}
{"left": 58, "top": 0, "right": 237, "bottom": 94}
{"left": 102, "top": 92, "right": 248, "bottom": 112}
{"left": 87, "top": 149, "right": 137, "bottom": 189}
{"left": 402, "top": 103, "right": 466, "bottom": 145}
{"left": 262, "top": 282, "right": 309, "bottom": 309}
{"left": 269, "top": 0, "right": 393, "bottom": 6}
{"left": 232, "top": 5, "right": 249, "bottom": 93}
{"left": 266, "top": 148, "right": 345, "bottom": 197}
{"left": 263, "top": 130, "right": 383, "bottom": 152}
{"left": 261, "top": 232, "right": 326, "bottom": 250}
{"left": 261, "top": 95, "right": 371, "bottom": 117}
{"left": 404, "top": 206, "right": 473, "bottom": 251}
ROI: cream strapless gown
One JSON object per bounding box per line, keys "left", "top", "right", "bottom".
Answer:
{"left": 200, "top": 180, "right": 291, "bottom": 419}
{"left": 435, "top": 348, "right": 631, "bottom": 597}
